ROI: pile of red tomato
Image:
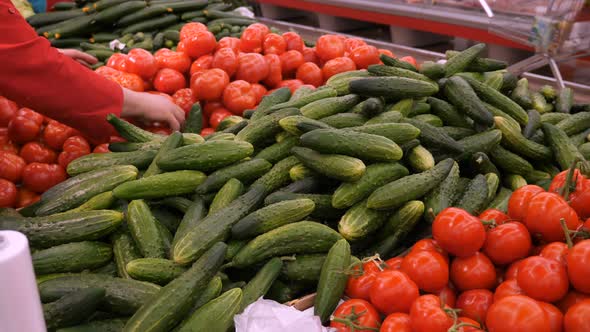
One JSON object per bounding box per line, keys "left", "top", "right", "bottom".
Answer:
{"left": 0, "top": 96, "right": 109, "bottom": 209}
{"left": 332, "top": 168, "right": 590, "bottom": 332}
{"left": 96, "top": 22, "right": 416, "bottom": 136}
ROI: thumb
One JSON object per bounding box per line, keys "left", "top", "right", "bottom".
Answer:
{"left": 167, "top": 112, "right": 181, "bottom": 132}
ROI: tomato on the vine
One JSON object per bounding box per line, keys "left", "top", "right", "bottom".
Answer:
{"left": 437, "top": 285, "right": 457, "bottom": 307}
{"left": 0, "top": 151, "right": 25, "bottom": 182}
{"left": 0, "top": 96, "right": 17, "bottom": 127}
{"left": 172, "top": 88, "right": 196, "bottom": 114}
{"left": 566, "top": 239, "right": 590, "bottom": 294}
{"left": 106, "top": 53, "right": 128, "bottom": 71}
{"left": 296, "top": 62, "right": 323, "bottom": 87}
{"left": 478, "top": 209, "right": 509, "bottom": 228}
{"left": 58, "top": 150, "right": 86, "bottom": 170}
{"left": 191, "top": 69, "right": 229, "bottom": 102}
{"left": 212, "top": 47, "right": 238, "bottom": 77}
{"left": 302, "top": 47, "right": 320, "bottom": 65}
{"left": 384, "top": 256, "right": 403, "bottom": 270}
{"left": 483, "top": 222, "right": 532, "bottom": 265}
{"left": 236, "top": 53, "right": 269, "bottom": 83}
{"left": 329, "top": 299, "right": 381, "bottom": 332}
{"left": 345, "top": 260, "right": 384, "bottom": 300}
{"left": 523, "top": 192, "right": 581, "bottom": 243}
{"left": 433, "top": 207, "right": 487, "bottom": 257}
{"left": 517, "top": 256, "right": 569, "bottom": 302}
{"left": 380, "top": 313, "right": 411, "bottom": 332}
{"left": 62, "top": 136, "right": 90, "bottom": 154}
{"left": 409, "top": 295, "right": 454, "bottom": 332}
{"left": 154, "top": 48, "right": 191, "bottom": 74}
{"left": 322, "top": 57, "right": 356, "bottom": 80}
{"left": 0, "top": 139, "right": 18, "bottom": 155}
{"left": 450, "top": 252, "right": 497, "bottom": 291}
{"left": 455, "top": 289, "right": 494, "bottom": 322}
{"left": 0, "top": 178, "right": 17, "bottom": 208}
{"left": 507, "top": 185, "right": 545, "bottom": 221}
{"left": 401, "top": 249, "right": 449, "bottom": 293}
{"left": 153, "top": 68, "right": 186, "bottom": 94}
{"left": 20, "top": 142, "right": 57, "bottom": 164}
{"left": 564, "top": 299, "right": 590, "bottom": 332}
{"left": 316, "top": 35, "right": 345, "bottom": 61}
{"left": 16, "top": 187, "right": 39, "bottom": 208}
{"left": 22, "top": 163, "right": 67, "bottom": 193}
{"left": 486, "top": 295, "right": 550, "bottom": 332}
{"left": 222, "top": 80, "right": 257, "bottom": 115}
{"left": 369, "top": 270, "right": 419, "bottom": 314}
{"left": 539, "top": 242, "right": 568, "bottom": 266}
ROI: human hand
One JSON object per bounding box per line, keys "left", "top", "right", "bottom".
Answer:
{"left": 121, "top": 89, "right": 185, "bottom": 131}
{"left": 58, "top": 49, "right": 98, "bottom": 67}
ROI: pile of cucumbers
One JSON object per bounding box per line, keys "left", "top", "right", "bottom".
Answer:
{"left": 2, "top": 42, "right": 590, "bottom": 331}
{"left": 26, "top": 0, "right": 256, "bottom": 60}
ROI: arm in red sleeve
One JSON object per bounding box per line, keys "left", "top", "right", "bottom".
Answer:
{"left": 0, "top": 0, "right": 123, "bottom": 143}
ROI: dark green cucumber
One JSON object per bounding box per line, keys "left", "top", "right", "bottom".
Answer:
{"left": 254, "top": 136, "right": 298, "bottom": 164}
{"left": 291, "top": 147, "right": 366, "bottom": 182}
{"left": 407, "top": 145, "right": 435, "bottom": 172}
{"left": 109, "top": 141, "right": 162, "bottom": 152}
{"left": 177, "top": 288, "right": 242, "bottom": 332}
{"left": 190, "top": 276, "right": 223, "bottom": 313}
{"left": 351, "top": 97, "right": 386, "bottom": 117}
{"left": 542, "top": 122, "right": 584, "bottom": 170}
{"left": 111, "top": 229, "right": 141, "bottom": 279}
{"left": 444, "top": 75, "right": 494, "bottom": 127}
{"left": 5, "top": 210, "right": 123, "bottom": 248}
{"left": 122, "top": 14, "right": 179, "bottom": 34}
{"left": 68, "top": 190, "right": 115, "bottom": 212}
{"left": 569, "top": 128, "right": 590, "bottom": 147}
{"left": 250, "top": 88, "right": 292, "bottom": 120}
{"left": 231, "top": 221, "right": 343, "bottom": 268}
{"left": 93, "top": 1, "right": 147, "bottom": 24}
{"left": 427, "top": 96, "right": 473, "bottom": 128}
{"left": 172, "top": 196, "right": 207, "bottom": 250}
{"left": 510, "top": 78, "right": 533, "bottom": 109}
{"left": 503, "top": 174, "right": 527, "bottom": 191}
{"left": 106, "top": 114, "right": 161, "bottom": 142}
{"left": 324, "top": 70, "right": 371, "bottom": 95}
{"left": 66, "top": 151, "right": 155, "bottom": 175}
{"left": 486, "top": 187, "right": 511, "bottom": 212}
{"left": 314, "top": 239, "right": 351, "bottom": 323}
{"left": 267, "top": 87, "right": 337, "bottom": 112}
{"left": 123, "top": 242, "right": 226, "bottom": 332}
{"left": 579, "top": 142, "right": 590, "bottom": 160}
{"left": 279, "top": 115, "right": 332, "bottom": 136}
{"left": 264, "top": 192, "right": 343, "bottom": 220}
{"left": 370, "top": 200, "right": 424, "bottom": 257}
{"left": 413, "top": 114, "right": 442, "bottom": 127}
{"left": 56, "top": 318, "right": 128, "bottom": 332}
{"left": 441, "top": 126, "right": 476, "bottom": 140}
{"left": 380, "top": 54, "right": 417, "bottom": 72}
{"left": 216, "top": 115, "right": 244, "bottom": 132}
{"left": 126, "top": 258, "right": 187, "bottom": 285}
{"left": 280, "top": 254, "right": 326, "bottom": 283}
{"left": 44, "top": 288, "right": 106, "bottom": 330}
{"left": 113, "top": 170, "right": 206, "bottom": 200}
{"left": 33, "top": 241, "right": 112, "bottom": 275}
{"left": 349, "top": 77, "right": 438, "bottom": 99}
{"left": 208, "top": 178, "right": 244, "bottom": 214}
{"left": 157, "top": 140, "right": 253, "bottom": 172}
{"left": 320, "top": 113, "right": 367, "bottom": 128}
{"left": 483, "top": 71, "right": 504, "bottom": 91}
{"left": 39, "top": 274, "right": 160, "bottom": 315}
{"left": 525, "top": 170, "right": 551, "bottom": 184}
{"left": 419, "top": 61, "right": 446, "bottom": 80}
{"left": 523, "top": 109, "right": 542, "bottom": 138}
{"left": 117, "top": 5, "right": 169, "bottom": 27}
{"left": 300, "top": 94, "right": 360, "bottom": 120}
{"left": 348, "top": 123, "right": 420, "bottom": 145}
{"left": 489, "top": 145, "right": 533, "bottom": 175}
{"left": 423, "top": 161, "right": 460, "bottom": 222}
{"left": 151, "top": 206, "right": 182, "bottom": 233}
{"left": 240, "top": 257, "right": 284, "bottom": 311}
{"left": 367, "top": 158, "right": 454, "bottom": 210}
{"left": 368, "top": 64, "right": 435, "bottom": 83}
{"left": 196, "top": 159, "right": 271, "bottom": 194}
{"left": 454, "top": 129, "right": 502, "bottom": 161}
{"left": 232, "top": 199, "right": 315, "bottom": 239}
{"left": 365, "top": 110, "right": 403, "bottom": 125}
{"left": 155, "top": 196, "right": 192, "bottom": 214}
{"left": 556, "top": 112, "right": 590, "bottom": 136}
{"left": 444, "top": 43, "right": 485, "bottom": 76}
{"left": 46, "top": 14, "right": 98, "bottom": 39}
{"left": 445, "top": 50, "right": 507, "bottom": 72}
{"left": 338, "top": 199, "right": 390, "bottom": 241}
{"left": 471, "top": 152, "right": 501, "bottom": 177}
{"left": 85, "top": 49, "right": 115, "bottom": 61}
{"left": 28, "top": 10, "right": 86, "bottom": 28}
{"left": 127, "top": 200, "right": 167, "bottom": 259}
{"left": 402, "top": 118, "right": 464, "bottom": 153}
{"left": 180, "top": 103, "right": 203, "bottom": 134}
{"left": 556, "top": 87, "right": 574, "bottom": 113}
{"left": 142, "top": 132, "right": 183, "bottom": 178}
{"left": 235, "top": 108, "right": 300, "bottom": 147}
{"left": 267, "top": 280, "right": 309, "bottom": 303}
{"left": 455, "top": 174, "right": 489, "bottom": 215}
{"left": 483, "top": 102, "right": 521, "bottom": 129}
{"left": 494, "top": 116, "right": 552, "bottom": 160}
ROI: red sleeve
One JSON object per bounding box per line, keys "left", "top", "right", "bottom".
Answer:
{"left": 0, "top": 0, "right": 123, "bottom": 143}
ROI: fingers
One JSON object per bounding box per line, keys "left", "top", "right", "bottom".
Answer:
{"left": 172, "top": 105, "right": 185, "bottom": 124}
{"left": 75, "top": 51, "right": 99, "bottom": 65}
{"left": 167, "top": 112, "right": 181, "bottom": 132}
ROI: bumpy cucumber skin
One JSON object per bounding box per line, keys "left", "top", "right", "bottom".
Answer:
{"left": 314, "top": 239, "right": 351, "bottom": 323}
{"left": 455, "top": 174, "right": 489, "bottom": 215}
{"left": 291, "top": 147, "right": 366, "bottom": 182}
{"left": 240, "top": 257, "right": 283, "bottom": 311}
{"left": 423, "top": 161, "right": 460, "bottom": 223}
{"left": 33, "top": 241, "right": 112, "bottom": 275}
{"left": 338, "top": 199, "right": 390, "bottom": 241}
{"left": 177, "top": 288, "right": 242, "bottom": 332}
{"left": 125, "top": 258, "right": 187, "bottom": 285}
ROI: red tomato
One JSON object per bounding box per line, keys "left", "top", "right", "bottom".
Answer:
{"left": 172, "top": 88, "right": 197, "bottom": 114}
{"left": 302, "top": 47, "right": 320, "bottom": 65}
{"left": 316, "top": 35, "right": 345, "bottom": 61}
{"left": 16, "top": 187, "right": 39, "bottom": 208}
{"left": 240, "top": 25, "right": 266, "bottom": 53}
{"left": 483, "top": 222, "right": 532, "bottom": 265}
{"left": 369, "top": 270, "right": 419, "bottom": 314}
{"left": 454, "top": 317, "right": 483, "bottom": 332}
{"left": 494, "top": 279, "right": 525, "bottom": 302}
{"left": 0, "top": 139, "right": 18, "bottom": 155}
{"left": 263, "top": 54, "right": 282, "bottom": 88}
{"left": 42, "top": 121, "right": 76, "bottom": 150}
{"left": 517, "top": 256, "right": 569, "bottom": 302}
{"left": 538, "top": 302, "right": 563, "bottom": 332}
{"left": 437, "top": 285, "right": 457, "bottom": 307}
{"left": 235, "top": 53, "right": 269, "bottom": 83}
{"left": 62, "top": 136, "right": 90, "bottom": 154}
{"left": 0, "top": 178, "right": 17, "bottom": 208}
{"left": 456, "top": 289, "right": 494, "bottom": 322}
{"left": 203, "top": 101, "right": 224, "bottom": 117}
{"left": 556, "top": 291, "right": 590, "bottom": 314}
{"left": 549, "top": 169, "right": 590, "bottom": 219}
{"left": 282, "top": 32, "right": 304, "bottom": 52}
{"left": 251, "top": 83, "right": 267, "bottom": 104}
{"left": 106, "top": 53, "right": 128, "bottom": 71}
{"left": 507, "top": 185, "right": 545, "bottom": 221}
{"left": 409, "top": 295, "right": 454, "bottom": 332}
{"left": 183, "top": 30, "right": 216, "bottom": 59}
{"left": 378, "top": 49, "right": 395, "bottom": 58}
{"left": 278, "top": 50, "right": 304, "bottom": 76}
{"left": 153, "top": 68, "right": 186, "bottom": 94}
{"left": 564, "top": 300, "right": 590, "bottom": 332}
{"left": 212, "top": 48, "right": 238, "bottom": 77}
{"left": 93, "top": 143, "right": 110, "bottom": 153}
{"left": 0, "top": 96, "right": 18, "bottom": 127}
{"left": 277, "top": 79, "right": 304, "bottom": 94}
{"left": 433, "top": 207, "right": 487, "bottom": 257}
{"left": 248, "top": 23, "right": 270, "bottom": 36}
{"left": 154, "top": 49, "right": 191, "bottom": 74}
{"left": 523, "top": 192, "right": 581, "bottom": 243}
{"left": 22, "top": 163, "right": 67, "bottom": 193}
{"left": 263, "top": 33, "right": 287, "bottom": 55}
{"left": 179, "top": 22, "right": 208, "bottom": 41}
{"left": 191, "top": 69, "right": 229, "bottom": 102}
{"left": 345, "top": 260, "right": 384, "bottom": 300}
{"left": 330, "top": 299, "right": 381, "bottom": 332}
{"left": 8, "top": 116, "right": 40, "bottom": 144}
{"left": 566, "top": 239, "right": 590, "bottom": 294}
{"left": 379, "top": 313, "right": 411, "bottom": 332}
{"left": 401, "top": 249, "right": 449, "bottom": 293}
{"left": 344, "top": 38, "right": 367, "bottom": 53}
{"left": 98, "top": 68, "right": 145, "bottom": 92}
{"left": 0, "top": 152, "right": 25, "bottom": 182}
{"left": 486, "top": 295, "right": 550, "bottom": 332}
{"left": 176, "top": 40, "right": 186, "bottom": 54}
{"left": 190, "top": 55, "right": 213, "bottom": 76}
{"left": 125, "top": 49, "right": 157, "bottom": 80}
{"left": 450, "top": 252, "right": 497, "bottom": 291}
{"left": 322, "top": 57, "right": 356, "bottom": 80}
{"left": 57, "top": 150, "right": 87, "bottom": 170}
{"left": 505, "top": 259, "right": 523, "bottom": 280}
{"left": 539, "top": 242, "right": 568, "bottom": 266}
{"left": 222, "top": 80, "right": 257, "bottom": 115}
{"left": 216, "top": 37, "right": 241, "bottom": 54}
{"left": 200, "top": 127, "right": 214, "bottom": 136}
{"left": 400, "top": 56, "right": 418, "bottom": 69}
{"left": 16, "top": 108, "right": 43, "bottom": 125}
{"left": 296, "top": 62, "right": 323, "bottom": 87}
{"left": 209, "top": 108, "right": 233, "bottom": 129}
{"left": 349, "top": 45, "right": 380, "bottom": 69}
{"left": 19, "top": 142, "right": 57, "bottom": 164}
{"left": 384, "top": 256, "right": 403, "bottom": 270}
{"left": 478, "top": 208, "right": 510, "bottom": 228}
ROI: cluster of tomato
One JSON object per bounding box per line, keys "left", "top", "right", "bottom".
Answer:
{"left": 0, "top": 96, "right": 110, "bottom": 208}
{"left": 95, "top": 22, "right": 415, "bottom": 136}
{"left": 331, "top": 168, "right": 590, "bottom": 332}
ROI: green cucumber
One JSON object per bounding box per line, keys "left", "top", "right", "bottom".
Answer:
{"left": 5, "top": 210, "right": 123, "bottom": 248}
{"left": 291, "top": 147, "right": 366, "bottom": 182}
{"left": 123, "top": 242, "right": 226, "bottom": 332}
{"left": 579, "top": 142, "right": 590, "bottom": 160}
{"left": 349, "top": 77, "right": 438, "bottom": 99}
{"left": 510, "top": 78, "right": 533, "bottom": 109}
{"left": 106, "top": 114, "right": 161, "bottom": 142}
{"left": 69, "top": 191, "right": 115, "bottom": 212}
{"left": 142, "top": 132, "right": 184, "bottom": 178}
{"left": 454, "top": 129, "right": 502, "bottom": 161}
{"left": 525, "top": 170, "right": 551, "bottom": 184}
{"left": 569, "top": 129, "right": 590, "bottom": 147}
{"left": 470, "top": 152, "right": 500, "bottom": 177}
{"left": 253, "top": 136, "right": 298, "bottom": 164}
{"left": 111, "top": 229, "right": 141, "bottom": 279}
{"left": 280, "top": 254, "right": 326, "bottom": 282}
{"left": 113, "top": 170, "right": 206, "bottom": 200}
{"left": 157, "top": 140, "right": 253, "bottom": 172}
{"left": 402, "top": 118, "right": 464, "bottom": 153}
{"left": 151, "top": 207, "right": 182, "bottom": 233}
{"left": 183, "top": 104, "right": 203, "bottom": 132}
{"left": 172, "top": 197, "right": 207, "bottom": 249}
{"left": 380, "top": 54, "right": 418, "bottom": 72}
{"left": 122, "top": 15, "right": 179, "bottom": 34}
{"left": 423, "top": 161, "right": 460, "bottom": 222}
{"left": 320, "top": 113, "right": 367, "bottom": 128}
{"left": 338, "top": 199, "right": 389, "bottom": 241}
{"left": 367, "top": 158, "right": 454, "bottom": 210}
{"left": 44, "top": 288, "right": 106, "bottom": 330}
{"left": 542, "top": 122, "right": 584, "bottom": 170}
{"left": 289, "top": 163, "right": 315, "bottom": 180}
{"left": 117, "top": 5, "right": 169, "bottom": 27}
{"left": 444, "top": 43, "right": 485, "bottom": 77}
{"left": 531, "top": 92, "right": 551, "bottom": 113}
{"left": 370, "top": 200, "right": 424, "bottom": 257}
{"left": 56, "top": 318, "right": 128, "bottom": 332}
{"left": 66, "top": 151, "right": 155, "bottom": 175}
{"left": 216, "top": 116, "right": 244, "bottom": 132}
{"left": 236, "top": 108, "right": 300, "bottom": 147}
{"left": 264, "top": 192, "right": 344, "bottom": 220}
{"left": 93, "top": 1, "right": 147, "bottom": 24}
{"left": 177, "top": 288, "right": 242, "bottom": 332}
{"left": 300, "top": 94, "right": 360, "bottom": 120}
{"left": 231, "top": 221, "right": 343, "bottom": 268}
{"left": 27, "top": 10, "right": 86, "bottom": 28}
{"left": 541, "top": 112, "right": 570, "bottom": 124}
{"left": 445, "top": 50, "right": 507, "bottom": 72}
{"left": 240, "top": 257, "right": 284, "bottom": 311}
{"left": 428, "top": 97, "right": 473, "bottom": 128}
{"left": 196, "top": 159, "right": 271, "bottom": 194}
{"left": 208, "top": 178, "right": 244, "bottom": 214}
{"left": 407, "top": 145, "right": 435, "bottom": 172}
{"left": 495, "top": 116, "right": 552, "bottom": 160}
{"left": 267, "top": 87, "right": 337, "bottom": 112}
{"left": 46, "top": 14, "right": 98, "bottom": 39}
{"left": 483, "top": 72, "right": 504, "bottom": 90}
{"left": 556, "top": 112, "right": 590, "bottom": 136}
{"left": 444, "top": 76, "right": 494, "bottom": 127}
{"left": 326, "top": 70, "right": 371, "bottom": 96}
{"left": 556, "top": 87, "right": 574, "bottom": 113}
{"left": 489, "top": 145, "right": 533, "bottom": 175}
{"left": 155, "top": 197, "right": 192, "bottom": 213}
{"left": 351, "top": 97, "right": 386, "bottom": 117}
{"left": 419, "top": 61, "right": 445, "bottom": 80}
{"left": 348, "top": 123, "right": 420, "bottom": 144}
{"left": 364, "top": 110, "right": 402, "bottom": 125}
{"left": 267, "top": 280, "right": 308, "bottom": 303}
{"left": 412, "top": 114, "right": 442, "bottom": 127}
{"left": 523, "top": 110, "right": 542, "bottom": 138}
{"left": 368, "top": 64, "right": 435, "bottom": 83}
{"left": 190, "top": 276, "right": 223, "bottom": 312}
{"left": 455, "top": 174, "right": 489, "bottom": 215}
{"left": 486, "top": 187, "right": 512, "bottom": 213}
{"left": 314, "top": 239, "right": 351, "bottom": 323}
{"left": 205, "top": 132, "right": 236, "bottom": 141}
{"left": 250, "top": 88, "right": 292, "bottom": 120}
{"left": 540, "top": 85, "right": 557, "bottom": 101}
{"left": 503, "top": 174, "right": 528, "bottom": 191}
{"left": 109, "top": 141, "right": 161, "bottom": 152}
{"left": 33, "top": 241, "right": 112, "bottom": 275}
{"left": 483, "top": 102, "right": 521, "bottom": 129}
{"left": 127, "top": 200, "right": 167, "bottom": 259}
{"left": 126, "top": 258, "right": 187, "bottom": 285}
{"left": 441, "top": 126, "right": 476, "bottom": 140}
{"left": 279, "top": 115, "right": 332, "bottom": 136}
{"left": 39, "top": 274, "right": 160, "bottom": 315}
{"left": 387, "top": 99, "right": 415, "bottom": 117}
